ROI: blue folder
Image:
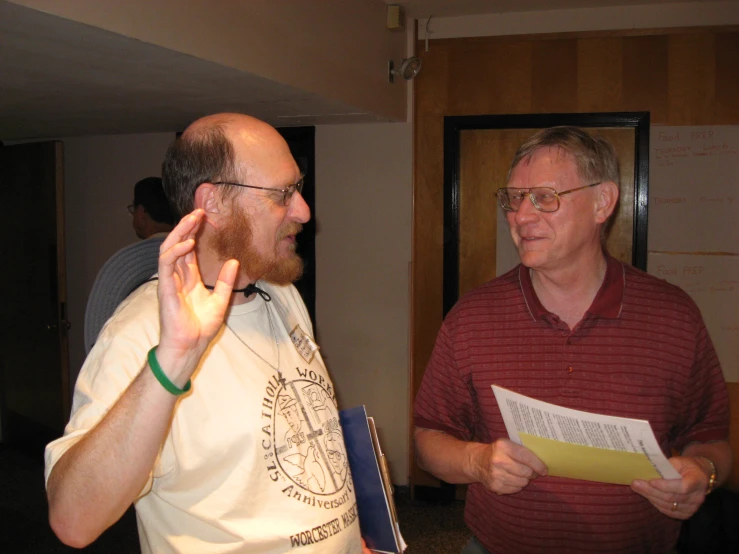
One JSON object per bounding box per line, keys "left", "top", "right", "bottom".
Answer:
{"left": 339, "top": 406, "right": 404, "bottom": 554}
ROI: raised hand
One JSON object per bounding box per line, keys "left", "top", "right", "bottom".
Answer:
{"left": 156, "top": 209, "right": 239, "bottom": 377}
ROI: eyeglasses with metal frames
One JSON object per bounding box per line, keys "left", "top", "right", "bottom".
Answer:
{"left": 127, "top": 204, "right": 136, "bottom": 215}
{"left": 210, "top": 177, "right": 305, "bottom": 207}
{"left": 496, "top": 182, "right": 603, "bottom": 213}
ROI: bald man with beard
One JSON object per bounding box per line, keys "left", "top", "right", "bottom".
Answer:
{"left": 45, "top": 114, "right": 369, "bottom": 554}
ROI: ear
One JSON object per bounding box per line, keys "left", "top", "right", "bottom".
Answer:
{"left": 195, "top": 183, "right": 221, "bottom": 212}
{"left": 194, "top": 183, "right": 223, "bottom": 227}
{"left": 594, "top": 181, "right": 619, "bottom": 224}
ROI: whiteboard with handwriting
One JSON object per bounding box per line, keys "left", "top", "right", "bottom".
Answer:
{"left": 649, "top": 125, "right": 739, "bottom": 253}
{"left": 648, "top": 252, "right": 738, "bottom": 382}
{"left": 649, "top": 125, "right": 739, "bottom": 382}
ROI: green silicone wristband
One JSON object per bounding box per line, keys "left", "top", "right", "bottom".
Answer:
{"left": 147, "top": 346, "right": 191, "bottom": 396}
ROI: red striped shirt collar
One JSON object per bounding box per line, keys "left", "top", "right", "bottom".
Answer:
{"left": 519, "top": 253, "right": 625, "bottom": 322}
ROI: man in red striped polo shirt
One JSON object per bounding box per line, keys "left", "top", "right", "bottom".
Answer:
{"left": 414, "top": 126, "right": 732, "bottom": 553}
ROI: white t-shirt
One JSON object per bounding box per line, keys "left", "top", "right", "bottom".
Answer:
{"left": 46, "top": 281, "right": 362, "bottom": 553}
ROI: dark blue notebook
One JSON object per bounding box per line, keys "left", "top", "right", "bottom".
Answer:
{"left": 339, "top": 406, "right": 405, "bottom": 553}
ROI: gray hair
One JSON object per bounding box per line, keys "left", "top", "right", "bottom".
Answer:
{"left": 508, "top": 126, "right": 620, "bottom": 186}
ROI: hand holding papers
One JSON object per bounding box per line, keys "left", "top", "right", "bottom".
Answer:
{"left": 340, "top": 406, "right": 407, "bottom": 554}
{"left": 492, "top": 386, "right": 681, "bottom": 485}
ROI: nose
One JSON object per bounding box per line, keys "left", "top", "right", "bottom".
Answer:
{"left": 514, "top": 193, "right": 539, "bottom": 224}
{"left": 288, "top": 190, "right": 311, "bottom": 224}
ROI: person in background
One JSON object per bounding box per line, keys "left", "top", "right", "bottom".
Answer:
{"left": 128, "top": 176, "right": 177, "bottom": 240}
{"left": 47, "top": 113, "right": 369, "bottom": 553}
{"left": 83, "top": 177, "right": 176, "bottom": 353}
{"left": 414, "top": 126, "right": 732, "bottom": 554}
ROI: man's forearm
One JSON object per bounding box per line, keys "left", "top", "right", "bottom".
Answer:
{"left": 414, "top": 427, "right": 486, "bottom": 484}
{"left": 47, "top": 365, "right": 180, "bottom": 548}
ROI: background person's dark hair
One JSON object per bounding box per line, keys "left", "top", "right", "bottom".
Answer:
{"left": 133, "top": 176, "right": 176, "bottom": 225}
{"left": 162, "top": 123, "right": 238, "bottom": 218}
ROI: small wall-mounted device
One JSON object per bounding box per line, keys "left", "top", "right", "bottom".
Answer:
{"left": 387, "top": 4, "right": 406, "bottom": 31}
{"left": 388, "top": 57, "right": 423, "bottom": 83}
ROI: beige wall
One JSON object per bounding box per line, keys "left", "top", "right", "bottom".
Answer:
{"left": 63, "top": 133, "right": 174, "bottom": 382}
{"left": 9, "top": 0, "right": 407, "bottom": 122}
{"left": 315, "top": 123, "right": 413, "bottom": 485}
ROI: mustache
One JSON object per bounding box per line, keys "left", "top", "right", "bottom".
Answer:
{"left": 278, "top": 222, "right": 303, "bottom": 241}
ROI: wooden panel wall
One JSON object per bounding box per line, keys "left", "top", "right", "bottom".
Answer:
{"left": 411, "top": 27, "right": 739, "bottom": 489}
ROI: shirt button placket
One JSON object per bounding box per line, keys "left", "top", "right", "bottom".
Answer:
{"left": 562, "top": 331, "right": 578, "bottom": 399}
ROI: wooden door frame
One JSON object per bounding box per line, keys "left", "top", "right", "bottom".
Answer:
{"left": 442, "top": 112, "right": 650, "bottom": 315}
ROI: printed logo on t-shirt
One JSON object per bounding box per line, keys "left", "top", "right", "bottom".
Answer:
{"left": 261, "top": 368, "right": 353, "bottom": 503}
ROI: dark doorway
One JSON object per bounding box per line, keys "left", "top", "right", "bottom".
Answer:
{"left": 279, "top": 126, "right": 316, "bottom": 330}
{"left": 0, "top": 141, "right": 71, "bottom": 455}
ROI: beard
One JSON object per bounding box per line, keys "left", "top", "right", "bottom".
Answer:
{"left": 209, "top": 205, "right": 304, "bottom": 286}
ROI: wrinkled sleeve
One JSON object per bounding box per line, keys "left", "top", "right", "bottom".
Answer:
{"left": 44, "top": 285, "right": 161, "bottom": 496}
{"left": 413, "top": 315, "right": 477, "bottom": 442}
{"left": 671, "top": 304, "right": 730, "bottom": 451}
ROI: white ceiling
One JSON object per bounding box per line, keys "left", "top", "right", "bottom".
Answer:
{"left": 0, "top": 0, "right": 730, "bottom": 140}
{"left": 0, "top": 1, "right": 379, "bottom": 140}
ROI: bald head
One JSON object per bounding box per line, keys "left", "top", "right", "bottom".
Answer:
{"left": 185, "top": 112, "right": 269, "bottom": 133}
{"left": 162, "top": 112, "right": 294, "bottom": 218}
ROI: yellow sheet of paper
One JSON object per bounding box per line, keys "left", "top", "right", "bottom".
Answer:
{"left": 520, "top": 433, "right": 662, "bottom": 485}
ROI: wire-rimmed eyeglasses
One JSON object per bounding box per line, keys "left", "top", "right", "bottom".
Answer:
{"left": 127, "top": 204, "right": 137, "bottom": 215}
{"left": 496, "top": 182, "right": 602, "bottom": 213}
{"left": 211, "top": 177, "right": 305, "bottom": 207}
